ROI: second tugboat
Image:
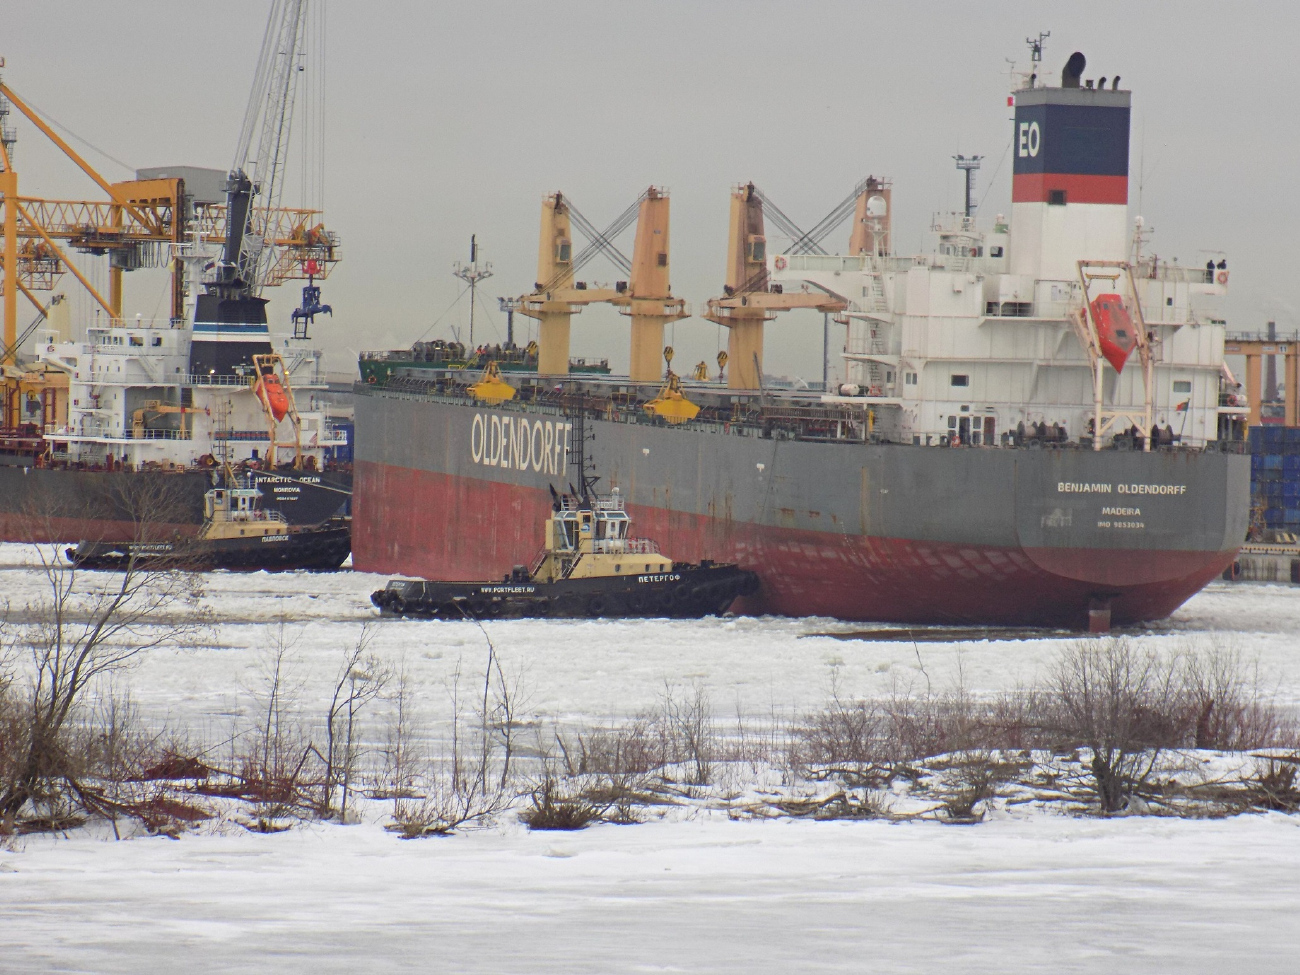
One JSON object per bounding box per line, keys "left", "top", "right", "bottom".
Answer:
{"left": 68, "top": 476, "right": 351, "bottom": 572}
{"left": 372, "top": 389, "right": 757, "bottom": 619}
{"left": 372, "top": 485, "right": 756, "bottom": 619}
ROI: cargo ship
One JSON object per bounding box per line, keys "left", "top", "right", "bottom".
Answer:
{"left": 0, "top": 9, "right": 351, "bottom": 546}
{"left": 352, "top": 47, "right": 1250, "bottom": 629}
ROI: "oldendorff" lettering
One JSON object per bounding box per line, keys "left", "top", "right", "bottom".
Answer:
{"left": 471, "top": 412, "right": 572, "bottom": 476}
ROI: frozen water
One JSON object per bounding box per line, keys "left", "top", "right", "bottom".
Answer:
{"left": 2, "top": 543, "right": 1298, "bottom": 972}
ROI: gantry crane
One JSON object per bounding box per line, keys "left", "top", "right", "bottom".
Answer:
{"left": 0, "top": 48, "right": 338, "bottom": 374}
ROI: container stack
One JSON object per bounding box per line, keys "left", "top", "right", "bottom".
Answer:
{"left": 1249, "top": 426, "right": 1300, "bottom": 530}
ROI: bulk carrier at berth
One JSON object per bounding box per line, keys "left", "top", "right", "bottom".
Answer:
{"left": 353, "top": 49, "right": 1249, "bottom": 630}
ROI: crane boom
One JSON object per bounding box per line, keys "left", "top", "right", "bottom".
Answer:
{"left": 226, "top": 0, "right": 308, "bottom": 298}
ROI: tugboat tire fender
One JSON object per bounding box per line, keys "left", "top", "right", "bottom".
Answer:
{"left": 467, "top": 599, "right": 488, "bottom": 618}
{"left": 587, "top": 595, "right": 609, "bottom": 617}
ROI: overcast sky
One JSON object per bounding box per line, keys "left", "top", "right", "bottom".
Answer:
{"left": 8, "top": 1, "right": 1299, "bottom": 380}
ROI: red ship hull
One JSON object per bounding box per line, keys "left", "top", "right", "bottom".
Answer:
{"left": 354, "top": 461, "right": 1234, "bottom": 628}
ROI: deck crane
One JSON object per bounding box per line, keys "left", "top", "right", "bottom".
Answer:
{"left": 517, "top": 187, "right": 688, "bottom": 382}
{"left": 704, "top": 183, "right": 848, "bottom": 390}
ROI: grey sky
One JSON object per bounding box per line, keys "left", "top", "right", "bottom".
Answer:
{"left": 8, "top": 1, "right": 1299, "bottom": 380}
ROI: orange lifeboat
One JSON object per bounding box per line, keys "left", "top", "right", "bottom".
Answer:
{"left": 254, "top": 373, "right": 290, "bottom": 422}
{"left": 1089, "top": 293, "right": 1137, "bottom": 373}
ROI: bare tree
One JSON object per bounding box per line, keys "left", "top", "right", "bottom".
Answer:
{"left": 320, "top": 624, "right": 389, "bottom": 821}
{"left": 387, "top": 631, "right": 523, "bottom": 838}
{"left": 0, "top": 522, "right": 206, "bottom": 828}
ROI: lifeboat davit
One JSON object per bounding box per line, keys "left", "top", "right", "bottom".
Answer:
{"left": 255, "top": 374, "right": 290, "bottom": 422}
{"left": 1089, "top": 293, "right": 1137, "bottom": 373}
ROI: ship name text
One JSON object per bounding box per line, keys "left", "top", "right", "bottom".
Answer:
{"left": 638, "top": 573, "right": 681, "bottom": 584}
{"left": 1058, "top": 482, "right": 1186, "bottom": 495}
{"left": 471, "top": 412, "right": 571, "bottom": 476}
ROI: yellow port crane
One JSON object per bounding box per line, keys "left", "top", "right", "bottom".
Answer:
{"left": 0, "top": 64, "right": 339, "bottom": 381}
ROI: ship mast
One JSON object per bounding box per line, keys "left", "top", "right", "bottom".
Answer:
{"left": 453, "top": 235, "right": 493, "bottom": 347}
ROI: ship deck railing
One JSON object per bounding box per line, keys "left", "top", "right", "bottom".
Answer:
{"left": 356, "top": 379, "right": 1250, "bottom": 454}
{"left": 590, "top": 538, "right": 660, "bottom": 556}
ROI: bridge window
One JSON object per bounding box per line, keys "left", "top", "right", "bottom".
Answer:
{"left": 1173, "top": 380, "right": 1192, "bottom": 393}
{"left": 951, "top": 374, "right": 970, "bottom": 387}
{"left": 905, "top": 372, "right": 917, "bottom": 385}
{"left": 990, "top": 245, "right": 1004, "bottom": 257}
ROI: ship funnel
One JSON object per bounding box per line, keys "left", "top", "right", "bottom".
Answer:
{"left": 1061, "top": 51, "right": 1086, "bottom": 88}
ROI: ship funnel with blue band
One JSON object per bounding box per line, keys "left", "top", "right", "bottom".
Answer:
{"left": 1010, "top": 52, "right": 1131, "bottom": 281}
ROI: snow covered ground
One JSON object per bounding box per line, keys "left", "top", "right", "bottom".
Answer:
{"left": 2, "top": 544, "right": 1299, "bottom": 972}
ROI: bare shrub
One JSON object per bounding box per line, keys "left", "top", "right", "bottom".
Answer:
{"left": 233, "top": 626, "right": 314, "bottom": 826}
{"left": 386, "top": 633, "right": 522, "bottom": 838}
{"left": 930, "top": 752, "right": 1029, "bottom": 823}
{"left": 519, "top": 775, "right": 600, "bottom": 831}
{"left": 1042, "top": 637, "right": 1183, "bottom": 813}
{"left": 654, "top": 680, "right": 715, "bottom": 785}
{"left": 1242, "top": 758, "right": 1300, "bottom": 812}
{"left": 1177, "top": 646, "right": 1295, "bottom": 751}
{"left": 796, "top": 695, "right": 887, "bottom": 771}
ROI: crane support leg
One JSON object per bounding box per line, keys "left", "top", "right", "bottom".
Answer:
{"left": 629, "top": 307, "right": 668, "bottom": 383}
{"left": 537, "top": 310, "right": 572, "bottom": 377}
{"left": 1, "top": 168, "right": 15, "bottom": 366}
{"left": 726, "top": 312, "right": 766, "bottom": 390}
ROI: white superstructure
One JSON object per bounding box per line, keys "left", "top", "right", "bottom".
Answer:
{"left": 33, "top": 319, "right": 344, "bottom": 468}
{"left": 772, "top": 54, "right": 1244, "bottom": 449}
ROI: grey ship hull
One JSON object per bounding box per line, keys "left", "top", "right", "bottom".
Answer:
{"left": 353, "top": 387, "right": 1249, "bottom": 627}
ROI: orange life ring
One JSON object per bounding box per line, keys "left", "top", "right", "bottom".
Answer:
{"left": 773, "top": 256, "right": 788, "bottom": 271}
{"left": 1216, "top": 270, "right": 1229, "bottom": 285}
{"left": 868, "top": 385, "right": 882, "bottom": 396}
{"left": 366, "top": 374, "right": 377, "bottom": 384}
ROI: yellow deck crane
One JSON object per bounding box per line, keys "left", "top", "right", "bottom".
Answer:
{"left": 516, "top": 187, "right": 689, "bottom": 381}
{"left": 704, "top": 183, "right": 848, "bottom": 390}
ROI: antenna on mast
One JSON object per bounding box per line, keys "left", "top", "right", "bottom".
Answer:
{"left": 954, "top": 155, "right": 983, "bottom": 219}
{"left": 1027, "top": 31, "right": 1049, "bottom": 63}
{"left": 453, "top": 234, "right": 493, "bottom": 347}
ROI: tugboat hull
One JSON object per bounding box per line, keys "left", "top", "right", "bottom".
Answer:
{"left": 68, "top": 521, "right": 352, "bottom": 572}
{"left": 372, "top": 563, "right": 758, "bottom": 620}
